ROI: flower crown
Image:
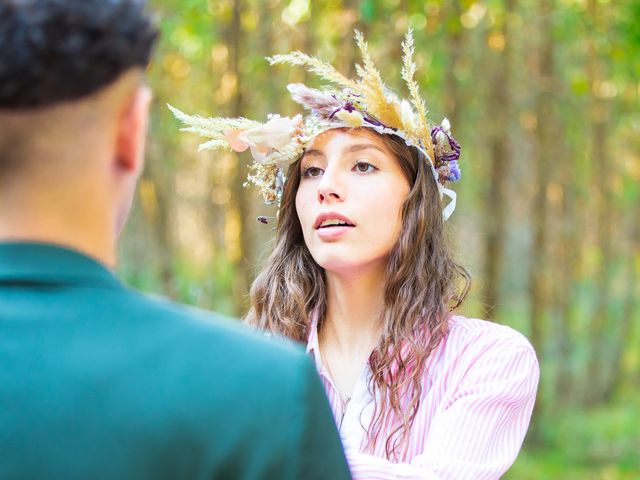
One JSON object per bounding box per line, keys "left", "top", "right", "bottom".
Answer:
{"left": 169, "top": 29, "right": 461, "bottom": 220}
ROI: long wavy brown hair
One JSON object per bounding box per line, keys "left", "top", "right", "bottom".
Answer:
{"left": 246, "top": 128, "right": 470, "bottom": 461}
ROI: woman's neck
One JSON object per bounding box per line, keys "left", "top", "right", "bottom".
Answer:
{"left": 320, "top": 265, "right": 386, "bottom": 357}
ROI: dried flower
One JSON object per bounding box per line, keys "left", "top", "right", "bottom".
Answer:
{"left": 170, "top": 29, "right": 463, "bottom": 214}
{"left": 335, "top": 109, "right": 365, "bottom": 127}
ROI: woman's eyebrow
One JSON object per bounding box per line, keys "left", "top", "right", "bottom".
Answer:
{"left": 303, "top": 149, "right": 324, "bottom": 158}
{"left": 304, "top": 144, "right": 386, "bottom": 158}
{"left": 344, "top": 143, "right": 386, "bottom": 154}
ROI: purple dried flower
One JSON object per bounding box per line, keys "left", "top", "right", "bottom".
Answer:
{"left": 430, "top": 124, "right": 462, "bottom": 183}
{"left": 328, "top": 101, "right": 356, "bottom": 120}
{"left": 447, "top": 161, "right": 461, "bottom": 182}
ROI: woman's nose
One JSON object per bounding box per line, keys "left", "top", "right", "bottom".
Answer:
{"left": 317, "top": 166, "right": 345, "bottom": 204}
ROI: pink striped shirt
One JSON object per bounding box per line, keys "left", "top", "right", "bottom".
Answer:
{"left": 307, "top": 315, "right": 540, "bottom": 480}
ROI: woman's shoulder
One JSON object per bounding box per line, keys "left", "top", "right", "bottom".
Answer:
{"left": 426, "top": 315, "right": 540, "bottom": 396}
{"left": 445, "top": 315, "right": 537, "bottom": 358}
{"left": 425, "top": 316, "right": 540, "bottom": 414}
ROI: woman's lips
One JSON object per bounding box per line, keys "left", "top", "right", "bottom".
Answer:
{"left": 314, "top": 212, "right": 355, "bottom": 229}
{"left": 315, "top": 224, "right": 355, "bottom": 240}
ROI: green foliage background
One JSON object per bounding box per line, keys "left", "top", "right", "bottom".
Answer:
{"left": 118, "top": 0, "right": 640, "bottom": 477}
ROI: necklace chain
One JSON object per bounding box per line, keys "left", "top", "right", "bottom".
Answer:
{"left": 321, "top": 348, "right": 353, "bottom": 431}
{"left": 319, "top": 346, "right": 353, "bottom": 406}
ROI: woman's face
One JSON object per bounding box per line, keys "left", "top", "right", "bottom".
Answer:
{"left": 295, "top": 129, "right": 411, "bottom": 275}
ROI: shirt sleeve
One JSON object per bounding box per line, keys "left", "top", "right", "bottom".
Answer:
{"left": 345, "top": 342, "right": 539, "bottom": 480}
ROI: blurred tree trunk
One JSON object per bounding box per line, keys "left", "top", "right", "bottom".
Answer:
{"left": 535, "top": 0, "right": 576, "bottom": 408}
{"left": 141, "top": 160, "right": 177, "bottom": 298}
{"left": 252, "top": 0, "right": 278, "bottom": 263}
{"left": 303, "top": 1, "right": 316, "bottom": 86}
{"left": 483, "top": 0, "right": 515, "bottom": 319}
{"left": 339, "top": 0, "right": 364, "bottom": 77}
{"left": 383, "top": 0, "right": 408, "bottom": 93}
{"left": 601, "top": 202, "right": 639, "bottom": 400}
{"left": 584, "top": 0, "right": 613, "bottom": 406}
{"left": 546, "top": 55, "right": 579, "bottom": 411}
{"left": 443, "top": 0, "right": 464, "bottom": 131}
{"left": 554, "top": 143, "right": 578, "bottom": 407}
{"left": 226, "top": 0, "right": 251, "bottom": 314}
{"left": 259, "top": 1, "right": 276, "bottom": 110}
{"left": 529, "top": 0, "right": 554, "bottom": 370}
{"left": 526, "top": 0, "right": 556, "bottom": 429}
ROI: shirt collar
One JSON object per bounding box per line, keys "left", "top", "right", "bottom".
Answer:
{"left": 0, "top": 241, "right": 124, "bottom": 291}
{"left": 306, "top": 310, "right": 324, "bottom": 366}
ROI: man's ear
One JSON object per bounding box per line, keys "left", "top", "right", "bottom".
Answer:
{"left": 115, "top": 85, "right": 152, "bottom": 173}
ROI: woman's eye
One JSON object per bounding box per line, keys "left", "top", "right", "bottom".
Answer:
{"left": 302, "top": 166, "right": 324, "bottom": 177}
{"left": 353, "top": 161, "right": 377, "bottom": 173}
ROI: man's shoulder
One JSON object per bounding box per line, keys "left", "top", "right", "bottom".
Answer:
{"left": 119, "top": 288, "right": 309, "bottom": 377}
{"left": 101, "top": 289, "right": 317, "bottom": 430}
{"left": 118, "top": 293, "right": 350, "bottom": 480}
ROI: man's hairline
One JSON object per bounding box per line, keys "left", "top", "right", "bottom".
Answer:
{"left": 0, "top": 67, "right": 147, "bottom": 117}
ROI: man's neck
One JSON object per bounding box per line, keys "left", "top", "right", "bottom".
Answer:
{"left": 0, "top": 187, "right": 116, "bottom": 267}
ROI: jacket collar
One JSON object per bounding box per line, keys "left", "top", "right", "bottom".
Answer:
{"left": 0, "top": 241, "right": 124, "bottom": 290}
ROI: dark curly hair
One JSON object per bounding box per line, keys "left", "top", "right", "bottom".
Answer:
{"left": 0, "top": 0, "right": 158, "bottom": 109}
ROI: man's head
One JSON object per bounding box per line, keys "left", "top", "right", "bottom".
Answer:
{"left": 0, "top": 0, "right": 158, "bottom": 263}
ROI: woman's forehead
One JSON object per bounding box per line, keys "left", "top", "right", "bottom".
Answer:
{"left": 304, "top": 128, "right": 390, "bottom": 155}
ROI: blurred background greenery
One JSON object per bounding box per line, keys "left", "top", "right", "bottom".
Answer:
{"left": 118, "top": 0, "right": 640, "bottom": 477}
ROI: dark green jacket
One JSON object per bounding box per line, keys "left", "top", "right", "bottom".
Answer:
{"left": 0, "top": 243, "right": 351, "bottom": 480}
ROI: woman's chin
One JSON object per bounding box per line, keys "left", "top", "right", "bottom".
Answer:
{"left": 312, "top": 255, "right": 353, "bottom": 273}
{"left": 313, "top": 254, "right": 387, "bottom": 277}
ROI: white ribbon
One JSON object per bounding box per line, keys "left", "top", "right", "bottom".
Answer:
{"left": 426, "top": 150, "right": 456, "bottom": 221}
{"left": 440, "top": 187, "right": 457, "bottom": 221}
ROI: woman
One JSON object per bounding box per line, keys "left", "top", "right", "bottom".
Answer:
{"left": 172, "top": 30, "right": 539, "bottom": 479}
